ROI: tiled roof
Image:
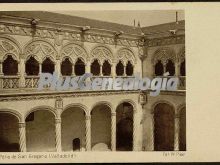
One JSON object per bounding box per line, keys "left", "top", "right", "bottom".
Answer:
{"left": 0, "top": 11, "right": 185, "bottom": 36}
{"left": 0, "top": 11, "right": 143, "bottom": 35}
{"left": 141, "top": 20, "right": 185, "bottom": 34}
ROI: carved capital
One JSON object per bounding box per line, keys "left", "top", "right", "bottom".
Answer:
{"left": 85, "top": 115, "right": 91, "bottom": 120}
{"left": 18, "top": 122, "right": 26, "bottom": 128}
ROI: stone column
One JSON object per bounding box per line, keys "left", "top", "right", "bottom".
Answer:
{"left": 0, "top": 61, "right": 3, "bottom": 75}
{"left": 111, "top": 63, "right": 116, "bottom": 78}
{"left": 163, "top": 64, "right": 166, "bottom": 74}
{"left": 0, "top": 61, "right": 3, "bottom": 89}
{"left": 123, "top": 65, "right": 126, "bottom": 76}
{"left": 175, "top": 62, "right": 180, "bottom": 76}
{"left": 85, "top": 115, "right": 91, "bottom": 151}
{"left": 86, "top": 61, "right": 91, "bottom": 74}
{"left": 133, "top": 110, "right": 138, "bottom": 151}
{"left": 100, "top": 64, "right": 103, "bottom": 76}
{"left": 111, "top": 112, "right": 116, "bottom": 151}
{"left": 174, "top": 115, "right": 180, "bottom": 151}
{"left": 55, "top": 118, "right": 62, "bottom": 152}
{"left": 39, "top": 62, "right": 42, "bottom": 74}
{"left": 72, "top": 64, "right": 75, "bottom": 76}
{"left": 55, "top": 59, "right": 61, "bottom": 76}
{"left": 149, "top": 113, "right": 154, "bottom": 151}
{"left": 19, "top": 122, "right": 26, "bottom": 152}
{"left": 19, "top": 57, "right": 26, "bottom": 88}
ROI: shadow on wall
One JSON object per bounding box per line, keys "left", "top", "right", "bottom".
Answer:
{"left": 0, "top": 137, "right": 19, "bottom": 152}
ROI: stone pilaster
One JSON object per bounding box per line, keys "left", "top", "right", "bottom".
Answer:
{"left": 19, "top": 122, "right": 26, "bottom": 152}
{"left": 85, "top": 115, "right": 91, "bottom": 151}
{"left": 174, "top": 115, "right": 180, "bottom": 151}
{"left": 111, "top": 112, "right": 116, "bottom": 151}
{"left": 55, "top": 118, "right": 62, "bottom": 152}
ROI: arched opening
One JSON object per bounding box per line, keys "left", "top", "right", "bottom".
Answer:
{"left": 61, "top": 58, "right": 72, "bottom": 76}
{"left": 91, "top": 59, "right": 100, "bottom": 76}
{"left": 102, "top": 60, "right": 111, "bottom": 76}
{"left": 42, "top": 58, "right": 55, "bottom": 74}
{"left": 72, "top": 138, "right": 80, "bottom": 151}
{"left": 180, "top": 60, "right": 185, "bottom": 76}
{"left": 126, "top": 61, "right": 133, "bottom": 76}
{"left": 166, "top": 60, "right": 175, "bottom": 76}
{"left": 75, "top": 58, "right": 85, "bottom": 76}
{"left": 116, "top": 102, "right": 133, "bottom": 151}
{"left": 154, "top": 103, "right": 175, "bottom": 151}
{"left": 25, "top": 57, "right": 39, "bottom": 76}
{"left": 155, "top": 60, "right": 164, "bottom": 76}
{"left": 91, "top": 104, "right": 111, "bottom": 151}
{"left": 116, "top": 61, "right": 124, "bottom": 76}
{"left": 25, "top": 110, "right": 56, "bottom": 152}
{"left": 3, "top": 55, "right": 18, "bottom": 75}
{"left": 0, "top": 112, "right": 20, "bottom": 152}
{"left": 179, "top": 107, "right": 186, "bottom": 151}
{"left": 61, "top": 107, "right": 86, "bottom": 151}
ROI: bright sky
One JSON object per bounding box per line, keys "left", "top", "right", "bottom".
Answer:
{"left": 55, "top": 10, "right": 184, "bottom": 27}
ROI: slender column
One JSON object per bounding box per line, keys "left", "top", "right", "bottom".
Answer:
{"left": 111, "top": 63, "right": 116, "bottom": 78}
{"left": 174, "top": 115, "right": 180, "bottom": 151}
{"left": 55, "top": 59, "right": 61, "bottom": 76}
{"left": 85, "top": 115, "right": 91, "bottom": 151}
{"left": 123, "top": 65, "right": 126, "bottom": 76}
{"left": 100, "top": 64, "right": 103, "bottom": 76}
{"left": 0, "top": 61, "right": 3, "bottom": 89}
{"left": 163, "top": 64, "right": 166, "bottom": 74}
{"left": 111, "top": 112, "right": 116, "bottom": 151}
{"left": 72, "top": 64, "right": 75, "bottom": 76}
{"left": 19, "top": 122, "right": 26, "bottom": 152}
{"left": 175, "top": 62, "right": 180, "bottom": 76}
{"left": 149, "top": 113, "right": 154, "bottom": 151}
{"left": 39, "top": 62, "right": 42, "bottom": 74}
{"left": 55, "top": 118, "right": 62, "bottom": 152}
{"left": 133, "top": 110, "right": 138, "bottom": 151}
{"left": 86, "top": 61, "right": 91, "bottom": 74}
{"left": 0, "top": 61, "right": 3, "bottom": 75}
{"left": 19, "top": 58, "right": 25, "bottom": 88}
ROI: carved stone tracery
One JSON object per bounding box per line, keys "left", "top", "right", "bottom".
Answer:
{"left": 91, "top": 46, "right": 113, "bottom": 64}
{"left": 0, "top": 37, "right": 20, "bottom": 62}
{"left": 152, "top": 47, "right": 177, "bottom": 65}
{"left": 24, "top": 40, "right": 57, "bottom": 63}
{"left": 60, "top": 43, "right": 88, "bottom": 64}
{"left": 117, "top": 48, "right": 136, "bottom": 65}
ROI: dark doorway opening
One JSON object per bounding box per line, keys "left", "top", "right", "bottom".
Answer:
{"left": 72, "top": 138, "right": 80, "bottom": 151}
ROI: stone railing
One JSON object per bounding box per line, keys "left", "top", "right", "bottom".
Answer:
{"left": 153, "top": 76, "right": 186, "bottom": 90}
{"left": 0, "top": 75, "right": 185, "bottom": 91}
{"left": 25, "top": 76, "right": 40, "bottom": 88}
{"left": 0, "top": 75, "right": 20, "bottom": 89}
{"left": 179, "top": 76, "right": 186, "bottom": 90}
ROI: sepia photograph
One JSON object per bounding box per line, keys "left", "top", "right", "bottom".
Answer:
{"left": 0, "top": 9, "right": 186, "bottom": 154}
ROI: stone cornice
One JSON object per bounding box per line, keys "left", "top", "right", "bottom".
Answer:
{"left": 146, "top": 35, "right": 185, "bottom": 47}
{"left": 0, "top": 90, "right": 185, "bottom": 102}
{"left": 0, "top": 15, "right": 142, "bottom": 47}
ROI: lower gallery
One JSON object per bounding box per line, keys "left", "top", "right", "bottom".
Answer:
{"left": 0, "top": 11, "right": 186, "bottom": 152}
